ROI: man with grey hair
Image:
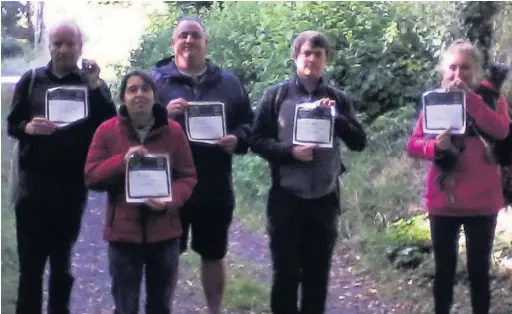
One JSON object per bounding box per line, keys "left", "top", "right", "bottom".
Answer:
{"left": 7, "top": 20, "right": 116, "bottom": 314}
{"left": 149, "top": 16, "right": 253, "bottom": 314}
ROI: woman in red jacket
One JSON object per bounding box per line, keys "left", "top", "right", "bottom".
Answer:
{"left": 85, "top": 70, "right": 197, "bottom": 314}
{"left": 407, "top": 39, "right": 510, "bottom": 314}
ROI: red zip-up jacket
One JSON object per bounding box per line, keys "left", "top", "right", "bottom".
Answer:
{"left": 85, "top": 105, "right": 197, "bottom": 243}
{"left": 407, "top": 88, "right": 510, "bottom": 216}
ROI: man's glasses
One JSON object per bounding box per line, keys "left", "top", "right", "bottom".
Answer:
{"left": 177, "top": 31, "right": 203, "bottom": 40}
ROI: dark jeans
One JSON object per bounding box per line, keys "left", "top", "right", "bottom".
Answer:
{"left": 429, "top": 214, "right": 498, "bottom": 314}
{"left": 15, "top": 192, "right": 85, "bottom": 314}
{"left": 267, "top": 187, "right": 339, "bottom": 314}
{"left": 108, "top": 239, "right": 180, "bottom": 314}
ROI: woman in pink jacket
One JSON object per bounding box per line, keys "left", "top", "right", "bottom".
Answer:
{"left": 407, "top": 39, "right": 510, "bottom": 314}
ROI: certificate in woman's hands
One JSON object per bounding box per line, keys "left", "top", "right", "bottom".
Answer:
{"left": 125, "top": 153, "right": 172, "bottom": 203}
{"left": 422, "top": 89, "right": 466, "bottom": 135}
{"left": 292, "top": 102, "right": 335, "bottom": 148}
{"left": 185, "top": 102, "right": 227, "bottom": 144}
{"left": 45, "top": 86, "right": 88, "bottom": 127}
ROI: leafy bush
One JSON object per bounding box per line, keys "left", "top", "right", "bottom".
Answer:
{"left": 1, "top": 36, "right": 26, "bottom": 58}
{"left": 386, "top": 213, "right": 430, "bottom": 246}
{"left": 122, "top": 2, "right": 453, "bottom": 121}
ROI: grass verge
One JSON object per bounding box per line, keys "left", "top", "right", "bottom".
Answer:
{"left": 1, "top": 182, "right": 18, "bottom": 314}
{"left": 2, "top": 87, "right": 19, "bottom": 314}
{"left": 180, "top": 251, "right": 270, "bottom": 313}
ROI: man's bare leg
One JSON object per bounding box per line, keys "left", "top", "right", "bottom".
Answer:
{"left": 201, "top": 258, "right": 226, "bottom": 314}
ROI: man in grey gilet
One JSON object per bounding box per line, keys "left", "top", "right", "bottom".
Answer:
{"left": 250, "top": 30, "right": 366, "bottom": 314}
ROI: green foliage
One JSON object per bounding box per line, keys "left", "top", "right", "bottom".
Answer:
{"left": 90, "top": 1, "right": 132, "bottom": 7}
{"left": 1, "top": 1, "right": 30, "bottom": 40}
{"left": 232, "top": 155, "right": 269, "bottom": 232}
{"left": 1, "top": 36, "right": 27, "bottom": 58}
{"left": 337, "top": 105, "right": 423, "bottom": 234}
{"left": 120, "top": 1, "right": 512, "bottom": 112}
{"left": 385, "top": 213, "right": 430, "bottom": 246}
{"left": 169, "top": 1, "right": 214, "bottom": 13}
{"left": 459, "top": 1, "right": 500, "bottom": 69}
{"left": 223, "top": 274, "right": 270, "bottom": 312}
{"left": 122, "top": 1, "right": 454, "bottom": 121}
{"left": 1, "top": 1, "right": 34, "bottom": 58}
{"left": 361, "top": 104, "right": 417, "bottom": 151}
{"left": 492, "top": 3, "right": 512, "bottom": 101}
{"left": 233, "top": 156, "right": 269, "bottom": 206}
{"left": 181, "top": 251, "right": 270, "bottom": 311}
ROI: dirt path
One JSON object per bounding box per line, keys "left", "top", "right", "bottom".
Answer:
{"left": 63, "top": 192, "right": 408, "bottom": 314}
{"left": 68, "top": 192, "right": 204, "bottom": 314}
{"left": 228, "top": 221, "right": 408, "bottom": 314}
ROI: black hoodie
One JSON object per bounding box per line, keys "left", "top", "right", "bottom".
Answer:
{"left": 7, "top": 64, "right": 117, "bottom": 197}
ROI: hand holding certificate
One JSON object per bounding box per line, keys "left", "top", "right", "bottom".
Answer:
{"left": 422, "top": 89, "right": 466, "bottom": 135}
{"left": 144, "top": 199, "right": 168, "bottom": 211}
{"left": 167, "top": 98, "right": 188, "bottom": 117}
{"left": 125, "top": 153, "right": 172, "bottom": 204}
{"left": 292, "top": 102, "right": 335, "bottom": 148}
{"left": 24, "top": 117, "right": 58, "bottom": 135}
{"left": 185, "top": 102, "right": 227, "bottom": 144}
{"left": 45, "top": 86, "right": 89, "bottom": 127}
{"left": 216, "top": 134, "right": 238, "bottom": 153}
{"left": 291, "top": 144, "right": 317, "bottom": 161}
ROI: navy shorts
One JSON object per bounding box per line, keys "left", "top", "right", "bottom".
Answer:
{"left": 179, "top": 203, "right": 234, "bottom": 260}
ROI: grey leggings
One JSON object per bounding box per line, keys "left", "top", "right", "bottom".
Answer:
{"left": 108, "top": 239, "right": 179, "bottom": 314}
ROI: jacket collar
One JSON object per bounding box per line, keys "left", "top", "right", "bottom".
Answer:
{"left": 117, "top": 104, "right": 169, "bottom": 134}
{"left": 45, "top": 61, "right": 83, "bottom": 81}
{"left": 481, "top": 79, "right": 498, "bottom": 93}
{"left": 291, "top": 74, "right": 329, "bottom": 96}
{"left": 153, "top": 56, "right": 221, "bottom": 86}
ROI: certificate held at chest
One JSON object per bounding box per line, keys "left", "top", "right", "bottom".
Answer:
{"left": 45, "top": 86, "right": 89, "bottom": 127}
{"left": 125, "top": 154, "right": 172, "bottom": 203}
{"left": 185, "top": 102, "right": 227, "bottom": 144}
{"left": 293, "top": 102, "right": 335, "bottom": 148}
{"left": 422, "top": 89, "right": 466, "bottom": 135}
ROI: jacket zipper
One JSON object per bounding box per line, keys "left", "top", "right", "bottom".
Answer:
{"left": 192, "top": 75, "right": 202, "bottom": 100}
{"left": 193, "top": 84, "right": 200, "bottom": 100}
{"left": 108, "top": 194, "right": 118, "bottom": 228}
{"left": 130, "top": 126, "right": 149, "bottom": 245}
{"left": 109, "top": 121, "right": 149, "bottom": 235}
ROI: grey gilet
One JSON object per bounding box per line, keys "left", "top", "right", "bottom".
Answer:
{"left": 276, "top": 88, "right": 342, "bottom": 200}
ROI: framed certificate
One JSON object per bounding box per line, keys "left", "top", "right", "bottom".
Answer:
{"left": 292, "top": 102, "right": 335, "bottom": 148}
{"left": 125, "top": 153, "right": 172, "bottom": 203}
{"left": 422, "top": 89, "right": 466, "bottom": 135}
{"left": 185, "top": 101, "right": 227, "bottom": 144}
{"left": 45, "top": 86, "right": 88, "bottom": 127}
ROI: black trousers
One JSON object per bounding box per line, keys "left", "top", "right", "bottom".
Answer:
{"left": 429, "top": 214, "right": 497, "bottom": 314}
{"left": 14, "top": 189, "right": 86, "bottom": 314}
{"left": 267, "top": 187, "right": 339, "bottom": 314}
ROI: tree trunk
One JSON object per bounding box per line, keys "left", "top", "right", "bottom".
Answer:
{"left": 34, "top": 2, "right": 45, "bottom": 46}
{"left": 23, "top": 2, "right": 35, "bottom": 47}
